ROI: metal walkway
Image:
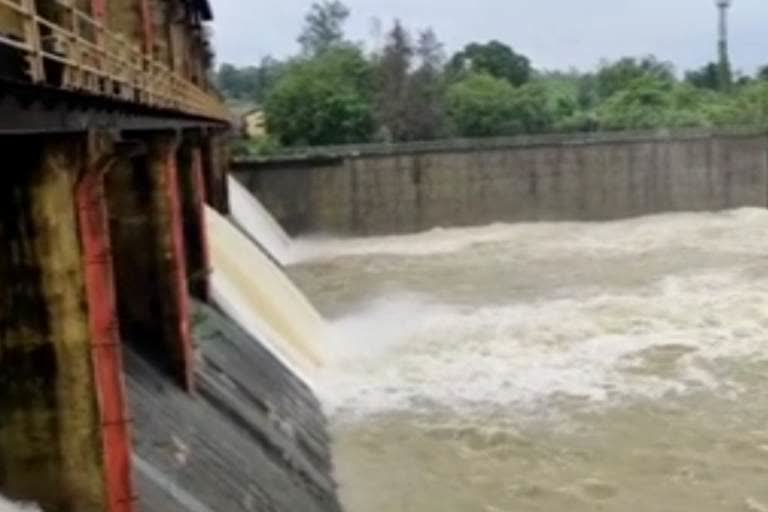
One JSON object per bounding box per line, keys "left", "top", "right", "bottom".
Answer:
{"left": 0, "top": 0, "right": 229, "bottom": 122}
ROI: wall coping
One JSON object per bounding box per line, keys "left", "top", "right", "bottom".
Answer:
{"left": 233, "top": 127, "right": 768, "bottom": 168}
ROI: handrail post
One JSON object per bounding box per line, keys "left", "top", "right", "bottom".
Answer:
{"left": 20, "top": 0, "right": 45, "bottom": 82}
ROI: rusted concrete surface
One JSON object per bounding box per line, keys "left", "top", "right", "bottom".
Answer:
{"left": 235, "top": 130, "right": 768, "bottom": 236}
{"left": 0, "top": 137, "right": 107, "bottom": 511}
{"left": 0, "top": 124, "right": 339, "bottom": 512}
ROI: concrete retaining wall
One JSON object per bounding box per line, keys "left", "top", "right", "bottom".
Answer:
{"left": 233, "top": 129, "right": 768, "bottom": 236}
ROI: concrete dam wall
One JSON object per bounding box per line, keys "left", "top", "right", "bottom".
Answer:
{"left": 233, "top": 129, "right": 768, "bottom": 236}
{"left": 0, "top": 132, "right": 342, "bottom": 511}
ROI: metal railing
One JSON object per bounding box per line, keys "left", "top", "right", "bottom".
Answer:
{"left": 0, "top": 0, "right": 230, "bottom": 122}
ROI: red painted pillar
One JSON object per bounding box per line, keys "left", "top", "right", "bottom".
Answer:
{"left": 91, "top": 0, "right": 106, "bottom": 21}
{"left": 76, "top": 152, "right": 136, "bottom": 512}
{"left": 161, "top": 142, "right": 195, "bottom": 391}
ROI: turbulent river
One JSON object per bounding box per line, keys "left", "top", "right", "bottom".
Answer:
{"left": 288, "top": 209, "right": 768, "bottom": 512}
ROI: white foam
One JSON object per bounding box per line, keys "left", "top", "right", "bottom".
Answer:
{"left": 228, "top": 176, "right": 295, "bottom": 265}
{"left": 206, "top": 205, "right": 330, "bottom": 389}
{"left": 318, "top": 269, "right": 768, "bottom": 419}
{"left": 293, "top": 208, "right": 768, "bottom": 262}
{"left": 0, "top": 496, "right": 40, "bottom": 512}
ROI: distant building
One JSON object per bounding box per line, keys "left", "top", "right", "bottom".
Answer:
{"left": 243, "top": 108, "right": 268, "bottom": 138}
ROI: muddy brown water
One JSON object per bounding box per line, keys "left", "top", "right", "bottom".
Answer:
{"left": 289, "top": 209, "right": 768, "bottom": 512}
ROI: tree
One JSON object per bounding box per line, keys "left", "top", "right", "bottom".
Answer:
{"left": 447, "top": 73, "right": 515, "bottom": 137}
{"left": 595, "top": 56, "right": 675, "bottom": 100}
{"left": 594, "top": 77, "right": 711, "bottom": 130}
{"left": 506, "top": 82, "right": 556, "bottom": 134}
{"left": 215, "top": 58, "right": 285, "bottom": 102}
{"left": 297, "top": 0, "right": 350, "bottom": 56}
{"left": 217, "top": 63, "right": 242, "bottom": 97}
{"left": 265, "top": 47, "right": 374, "bottom": 146}
{"left": 685, "top": 62, "right": 720, "bottom": 90}
{"left": 447, "top": 41, "right": 531, "bottom": 86}
{"left": 446, "top": 73, "right": 552, "bottom": 137}
{"left": 251, "top": 57, "right": 285, "bottom": 102}
{"left": 757, "top": 65, "right": 768, "bottom": 81}
{"left": 373, "top": 20, "right": 414, "bottom": 141}
{"left": 404, "top": 28, "right": 448, "bottom": 140}
{"left": 706, "top": 81, "right": 768, "bottom": 128}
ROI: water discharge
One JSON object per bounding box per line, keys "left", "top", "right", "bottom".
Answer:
{"left": 228, "top": 176, "right": 294, "bottom": 265}
{"left": 0, "top": 496, "right": 40, "bottom": 512}
{"left": 287, "top": 208, "right": 768, "bottom": 512}
{"left": 205, "top": 205, "right": 328, "bottom": 384}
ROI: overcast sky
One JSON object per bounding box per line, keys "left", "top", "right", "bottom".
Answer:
{"left": 210, "top": 0, "right": 766, "bottom": 75}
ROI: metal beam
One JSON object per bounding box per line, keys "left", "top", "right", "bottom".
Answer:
{"left": 0, "top": 81, "right": 228, "bottom": 134}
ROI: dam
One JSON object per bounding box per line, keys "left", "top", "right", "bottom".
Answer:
{"left": 1, "top": 0, "right": 767, "bottom": 508}
{"left": 0, "top": 0, "right": 342, "bottom": 509}
{"left": 3, "top": 115, "right": 768, "bottom": 511}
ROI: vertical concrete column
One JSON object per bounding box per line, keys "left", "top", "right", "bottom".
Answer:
{"left": 201, "top": 131, "right": 230, "bottom": 214}
{"left": 177, "top": 141, "right": 210, "bottom": 301}
{"left": 108, "top": 133, "right": 194, "bottom": 391}
{"left": 0, "top": 136, "right": 108, "bottom": 511}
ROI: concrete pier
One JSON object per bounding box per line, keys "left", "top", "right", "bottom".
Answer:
{"left": 0, "top": 136, "right": 109, "bottom": 511}
{"left": 0, "top": 125, "right": 343, "bottom": 512}
{"left": 177, "top": 141, "right": 210, "bottom": 301}
{"left": 0, "top": 128, "right": 224, "bottom": 510}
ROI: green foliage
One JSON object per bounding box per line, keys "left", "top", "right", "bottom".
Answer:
{"left": 446, "top": 74, "right": 553, "bottom": 137}
{"left": 594, "top": 77, "right": 714, "bottom": 130}
{"left": 405, "top": 29, "right": 448, "bottom": 141}
{"left": 686, "top": 62, "right": 720, "bottom": 90}
{"left": 216, "top": 58, "right": 284, "bottom": 103}
{"left": 231, "top": 135, "right": 281, "bottom": 157}
{"left": 446, "top": 74, "right": 516, "bottom": 137}
{"left": 705, "top": 81, "right": 768, "bottom": 128}
{"left": 220, "top": 0, "right": 768, "bottom": 148}
{"left": 264, "top": 47, "right": 374, "bottom": 146}
{"left": 297, "top": 0, "right": 350, "bottom": 56}
{"left": 447, "top": 41, "right": 531, "bottom": 86}
{"left": 595, "top": 56, "right": 675, "bottom": 100}
{"left": 372, "top": 20, "right": 414, "bottom": 141}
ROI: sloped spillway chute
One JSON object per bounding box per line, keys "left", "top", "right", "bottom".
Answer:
{"left": 205, "top": 204, "right": 328, "bottom": 388}
{"left": 228, "top": 175, "right": 294, "bottom": 266}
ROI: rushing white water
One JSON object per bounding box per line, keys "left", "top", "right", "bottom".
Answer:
{"left": 228, "top": 176, "right": 294, "bottom": 265}
{"left": 288, "top": 208, "right": 768, "bottom": 512}
{"left": 205, "top": 205, "right": 328, "bottom": 385}
{"left": 0, "top": 496, "right": 39, "bottom": 512}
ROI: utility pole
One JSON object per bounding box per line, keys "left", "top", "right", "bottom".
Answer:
{"left": 716, "top": 0, "right": 733, "bottom": 91}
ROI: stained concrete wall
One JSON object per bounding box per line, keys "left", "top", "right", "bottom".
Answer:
{"left": 0, "top": 129, "right": 341, "bottom": 512}
{"left": 0, "top": 136, "right": 107, "bottom": 512}
{"left": 233, "top": 130, "right": 768, "bottom": 236}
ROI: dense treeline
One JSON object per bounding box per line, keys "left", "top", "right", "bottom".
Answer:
{"left": 218, "top": 1, "right": 768, "bottom": 152}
